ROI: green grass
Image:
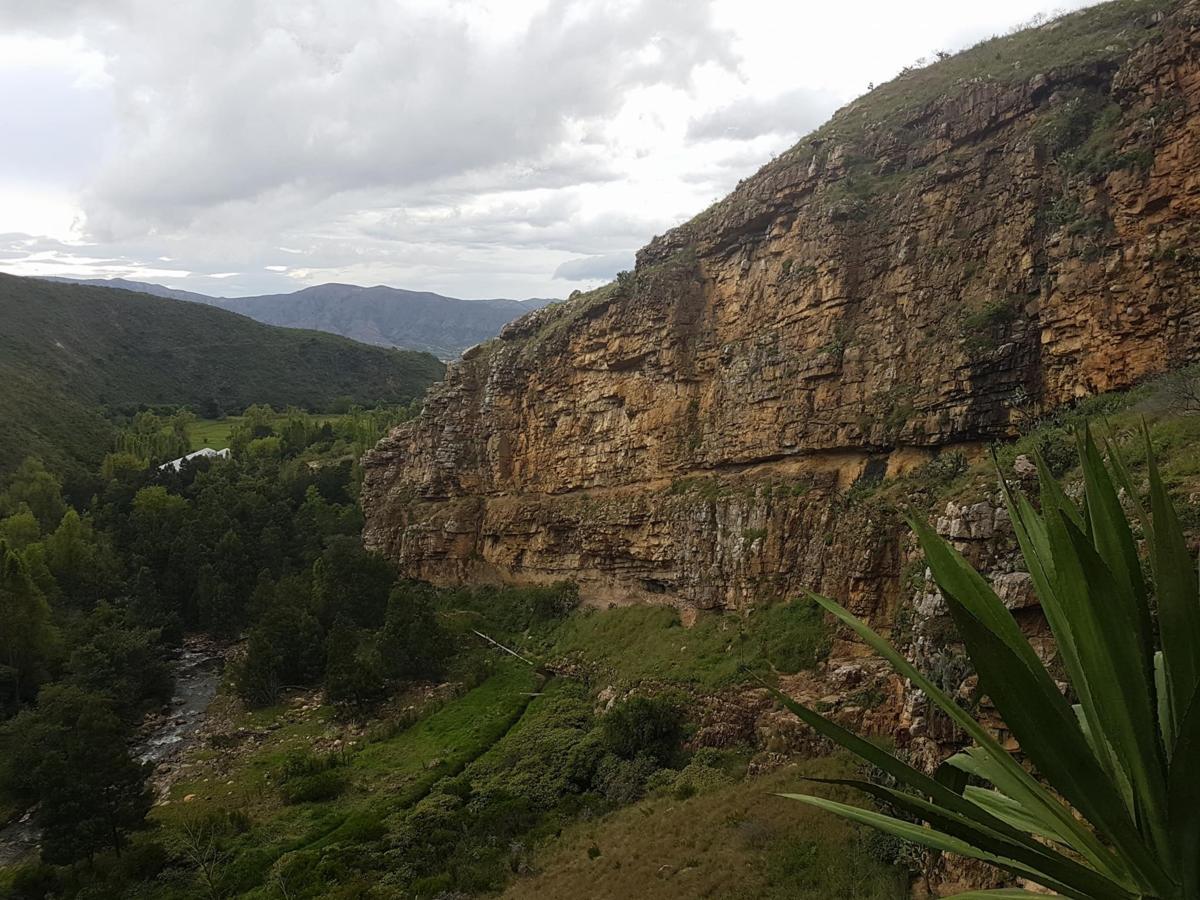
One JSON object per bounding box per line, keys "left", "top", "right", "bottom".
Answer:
{"left": 187, "top": 412, "right": 340, "bottom": 451}
{"left": 0, "top": 273, "right": 444, "bottom": 479}
{"left": 142, "top": 663, "right": 537, "bottom": 898}
{"left": 530, "top": 600, "right": 830, "bottom": 691}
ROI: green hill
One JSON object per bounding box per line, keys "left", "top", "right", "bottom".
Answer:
{"left": 0, "top": 274, "right": 445, "bottom": 478}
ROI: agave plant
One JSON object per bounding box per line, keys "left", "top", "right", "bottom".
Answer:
{"left": 776, "top": 429, "right": 1199, "bottom": 899}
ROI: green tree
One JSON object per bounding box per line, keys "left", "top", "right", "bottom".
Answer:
{"left": 235, "top": 597, "right": 325, "bottom": 707}
{"left": 323, "top": 622, "right": 386, "bottom": 713}
{"left": 0, "top": 457, "right": 66, "bottom": 533}
{"left": 379, "top": 583, "right": 451, "bottom": 680}
{"left": 601, "top": 696, "right": 685, "bottom": 768}
{"left": 776, "top": 430, "right": 1199, "bottom": 899}
{"left": 40, "top": 508, "right": 121, "bottom": 607}
{"left": 1, "top": 684, "right": 152, "bottom": 863}
{"left": 311, "top": 537, "right": 395, "bottom": 629}
{"left": 65, "top": 603, "right": 173, "bottom": 723}
{"left": 0, "top": 545, "right": 59, "bottom": 716}
{"left": 0, "top": 506, "right": 41, "bottom": 550}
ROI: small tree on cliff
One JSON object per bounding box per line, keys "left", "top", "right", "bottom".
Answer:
{"left": 774, "top": 428, "right": 1198, "bottom": 899}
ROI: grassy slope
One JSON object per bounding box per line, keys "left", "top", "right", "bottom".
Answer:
{"left": 0, "top": 274, "right": 445, "bottom": 477}
{"left": 502, "top": 759, "right": 906, "bottom": 900}
{"left": 146, "top": 664, "right": 537, "bottom": 897}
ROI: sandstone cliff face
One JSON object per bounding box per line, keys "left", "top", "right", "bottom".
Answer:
{"left": 362, "top": 0, "right": 1200, "bottom": 622}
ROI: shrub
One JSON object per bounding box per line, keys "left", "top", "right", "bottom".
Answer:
{"left": 593, "top": 752, "right": 660, "bottom": 805}
{"left": 279, "top": 770, "right": 348, "bottom": 805}
{"left": 601, "top": 696, "right": 685, "bottom": 767}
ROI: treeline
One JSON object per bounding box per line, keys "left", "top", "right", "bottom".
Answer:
{"left": 0, "top": 404, "right": 433, "bottom": 869}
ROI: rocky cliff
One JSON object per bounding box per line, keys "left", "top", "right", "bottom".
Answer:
{"left": 362, "top": 0, "right": 1200, "bottom": 626}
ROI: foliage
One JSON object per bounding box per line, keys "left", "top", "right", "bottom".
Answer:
{"left": 601, "top": 695, "right": 685, "bottom": 768}
{"left": 0, "top": 273, "right": 443, "bottom": 479}
{"left": 0, "top": 685, "right": 152, "bottom": 864}
{"left": 0, "top": 546, "right": 59, "bottom": 716}
{"left": 777, "top": 429, "right": 1199, "bottom": 898}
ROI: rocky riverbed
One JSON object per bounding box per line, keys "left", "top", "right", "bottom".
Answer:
{"left": 0, "top": 637, "right": 225, "bottom": 866}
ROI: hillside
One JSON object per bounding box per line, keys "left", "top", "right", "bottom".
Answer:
{"left": 0, "top": 274, "right": 445, "bottom": 478}
{"left": 48, "top": 277, "right": 554, "bottom": 359}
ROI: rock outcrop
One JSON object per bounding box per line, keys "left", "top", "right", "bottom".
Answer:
{"left": 363, "top": 0, "right": 1200, "bottom": 625}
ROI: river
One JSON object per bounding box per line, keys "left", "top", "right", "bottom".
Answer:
{"left": 0, "top": 638, "right": 224, "bottom": 866}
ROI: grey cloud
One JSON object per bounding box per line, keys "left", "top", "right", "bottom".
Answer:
{"left": 0, "top": 0, "right": 735, "bottom": 236}
{"left": 553, "top": 252, "right": 634, "bottom": 281}
{"left": 687, "top": 86, "right": 840, "bottom": 142}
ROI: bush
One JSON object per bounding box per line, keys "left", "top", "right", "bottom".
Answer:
{"left": 593, "top": 752, "right": 660, "bottom": 805}
{"left": 279, "top": 770, "right": 348, "bottom": 805}
{"left": 5, "top": 863, "right": 59, "bottom": 900}
{"left": 600, "top": 696, "right": 685, "bottom": 767}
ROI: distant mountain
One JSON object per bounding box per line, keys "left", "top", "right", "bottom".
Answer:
{"left": 42, "top": 276, "right": 216, "bottom": 305}
{"left": 46, "top": 277, "right": 556, "bottom": 359}
{"left": 1, "top": 274, "right": 445, "bottom": 478}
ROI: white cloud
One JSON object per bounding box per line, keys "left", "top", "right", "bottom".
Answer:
{"left": 0, "top": 0, "right": 1106, "bottom": 298}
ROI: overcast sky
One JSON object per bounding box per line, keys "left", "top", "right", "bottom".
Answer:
{"left": 0, "top": 0, "right": 1097, "bottom": 299}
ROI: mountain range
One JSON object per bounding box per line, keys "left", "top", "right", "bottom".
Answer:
{"left": 44, "top": 277, "right": 555, "bottom": 359}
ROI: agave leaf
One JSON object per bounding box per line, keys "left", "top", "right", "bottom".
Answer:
{"left": 1103, "top": 435, "right": 1150, "bottom": 541}
{"left": 1146, "top": 427, "right": 1200, "bottom": 733}
{"left": 1033, "top": 448, "right": 1084, "bottom": 532}
{"left": 1168, "top": 690, "right": 1200, "bottom": 895}
{"left": 806, "top": 591, "right": 1130, "bottom": 883}
{"left": 1154, "top": 652, "right": 1175, "bottom": 762}
{"left": 803, "top": 777, "right": 1131, "bottom": 899}
{"left": 939, "top": 583, "right": 1168, "bottom": 893}
{"left": 964, "top": 786, "right": 1070, "bottom": 846}
{"left": 949, "top": 751, "right": 1076, "bottom": 847}
{"left": 1077, "top": 428, "right": 1155, "bottom": 686}
{"left": 1073, "top": 704, "right": 1134, "bottom": 815}
{"left": 778, "top": 794, "right": 1098, "bottom": 900}
{"left": 762, "top": 685, "right": 1051, "bottom": 857}
{"left": 1053, "top": 513, "right": 1171, "bottom": 860}
{"left": 1000, "top": 470, "right": 1131, "bottom": 815}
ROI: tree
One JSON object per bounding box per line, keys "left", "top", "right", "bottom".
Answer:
{"left": 775, "top": 429, "right": 1198, "bottom": 899}
{"left": 0, "top": 545, "right": 59, "bottom": 716}
{"left": 379, "top": 583, "right": 451, "bottom": 680}
{"left": 323, "top": 622, "right": 386, "bottom": 713}
{"left": 65, "top": 603, "right": 173, "bottom": 723}
{"left": 0, "top": 506, "right": 41, "bottom": 550}
{"left": 0, "top": 457, "right": 66, "bottom": 533}
{"left": 311, "top": 537, "right": 395, "bottom": 629}
{"left": 235, "top": 595, "right": 324, "bottom": 707}
{"left": 1, "top": 685, "right": 152, "bottom": 863}
{"left": 40, "top": 508, "right": 122, "bottom": 607}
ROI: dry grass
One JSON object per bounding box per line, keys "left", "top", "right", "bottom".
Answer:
{"left": 502, "top": 755, "right": 909, "bottom": 900}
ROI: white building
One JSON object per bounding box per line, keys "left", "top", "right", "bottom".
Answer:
{"left": 159, "top": 447, "right": 231, "bottom": 472}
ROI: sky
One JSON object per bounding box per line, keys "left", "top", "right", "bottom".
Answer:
{"left": 0, "top": 0, "right": 1098, "bottom": 299}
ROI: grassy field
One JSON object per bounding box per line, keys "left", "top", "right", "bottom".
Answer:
{"left": 187, "top": 413, "right": 341, "bottom": 451}
{"left": 530, "top": 601, "right": 830, "bottom": 691}
{"left": 502, "top": 756, "right": 908, "bottom": 900}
